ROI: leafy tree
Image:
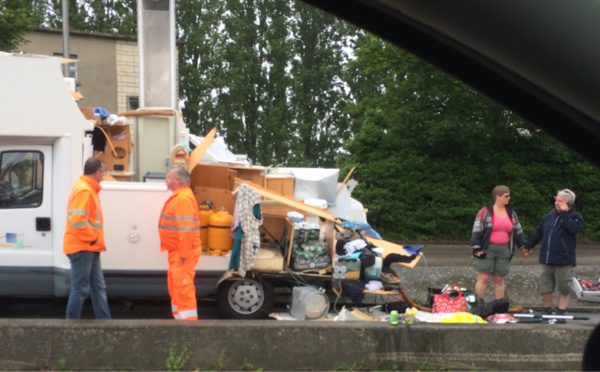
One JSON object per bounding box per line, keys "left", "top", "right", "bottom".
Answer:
{"left": 177, "top": 0, "right": 227, "bottom": 135}
{"left": 42, "top": 0, "right": 136, "bottom": 35}
{"left": 178, "top": 0, "right": 359, "bottom": 167}
{"left": 287, "top": 2, "right": 356, "bottom": 167}
{"left": 0, "top": 0, "right": 42, "bottom": 51}
{"left": 340, "top": 34, "right": 600, "bottom": 241}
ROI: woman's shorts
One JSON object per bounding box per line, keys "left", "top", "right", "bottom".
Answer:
{"left": 538, "top": 264, "right": 575, "bottom": 295}
{"left": 472, "top": 243, "right": 511, "bottom": 276}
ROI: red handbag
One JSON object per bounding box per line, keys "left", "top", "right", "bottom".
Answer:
{"left": 432, "top": 284, "right": 468, "bottom": 313}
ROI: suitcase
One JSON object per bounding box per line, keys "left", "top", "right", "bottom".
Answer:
{"left": 572, "top": 276, "right": 600, "bottom": 302}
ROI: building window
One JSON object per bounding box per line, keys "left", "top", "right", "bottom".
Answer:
{"left": 128, "top": 96, "right": 139, "bottom": 110}
{"left": 0, "top": 151, "right": 44, "bottom": 208}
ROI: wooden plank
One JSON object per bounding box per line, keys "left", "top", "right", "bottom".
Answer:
{"left": 261, "top": 204, "right": 306, "bottom": 218}
{"left": 237, "top": 180, "right": 336, "bottom": 221}
{"left": 336, "top": 167, "right": 355, "bottom": 195}
{"left": 187, "top": 127, "right": 217, "bottom": 173}
{"left": 117, "top": 109, "right": 176, "bottom": 117}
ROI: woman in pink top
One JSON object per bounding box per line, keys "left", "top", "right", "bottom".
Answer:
{"left": 470, "top": 185, "right": 527, "bottom": 303}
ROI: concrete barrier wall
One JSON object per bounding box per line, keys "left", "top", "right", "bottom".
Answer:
{"left": 0, "top": 319, "right": 596, "bottom": 371}
{"left": 396, "top": 245, "right": 600, "bottom": 309}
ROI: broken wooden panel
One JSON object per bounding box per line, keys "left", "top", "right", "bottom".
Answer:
{"left": 193, "top": 186, "right": 236, "bottom": 214}
{"left": 191, "top": 164, "right": 233, "bottom": 190}
{"left": 266, "top": 176, "right": 295, "bottom": 198}
{"left": 230, "top": 165, "right": 266, "bottom": 187}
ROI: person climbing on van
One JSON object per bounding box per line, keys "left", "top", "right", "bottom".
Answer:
{"left": 470, "top": 185, "right": 527, "bottom": 304}
{"left": 159, "top": 164, "right": 202, "bottom": 320}
{"left": 63, "top": 157, "right": 111, "bottom": 319}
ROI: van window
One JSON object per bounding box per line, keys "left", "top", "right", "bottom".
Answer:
{"left": 0, "top": 151, "right": 44, "bottom": 208}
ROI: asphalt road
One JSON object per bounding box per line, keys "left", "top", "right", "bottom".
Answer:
{"left": 1, "top": 296, "right": 599, "bottom": 327}
{"left": 0, "top": 297, "right": 220, "bottom": 320}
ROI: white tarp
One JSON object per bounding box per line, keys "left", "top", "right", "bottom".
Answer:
{"left": 189, "top": 134, "right": 249, "bottom": 165}
{"left": 288, "top": 168, "right": 339, "bottom": 205}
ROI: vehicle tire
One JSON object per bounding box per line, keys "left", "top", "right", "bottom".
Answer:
{"left": 217, "top": 278, "right": 274, "bottom": 319}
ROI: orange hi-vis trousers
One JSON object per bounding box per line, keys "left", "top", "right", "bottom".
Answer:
{"left": 167, "top": 248, "right": 202, "bottom": 320}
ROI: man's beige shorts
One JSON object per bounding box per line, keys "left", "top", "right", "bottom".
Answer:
{"left": 538, "top": 264, "right": 575, "bottom": 294}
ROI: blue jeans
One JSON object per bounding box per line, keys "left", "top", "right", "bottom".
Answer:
{"left": 66, "top": 251, "right": 111, "bottom": 319}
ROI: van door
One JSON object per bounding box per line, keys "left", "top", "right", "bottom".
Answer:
{"left": 0, "top": 146, "right": 53, "bottom": 295}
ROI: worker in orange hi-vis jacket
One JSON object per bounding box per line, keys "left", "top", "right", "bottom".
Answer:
{"left": 63, "top": 157, "right": 111, "bottom": 319}
{"left": 158, "top": 164, "right": 202, "bottom": 320}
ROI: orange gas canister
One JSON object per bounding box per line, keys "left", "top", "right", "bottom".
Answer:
{"left": 198, "top": 205, "right": 214, "bottom": 251}
{"left": 208, "top": 210, "right": 234, "bottom": 255}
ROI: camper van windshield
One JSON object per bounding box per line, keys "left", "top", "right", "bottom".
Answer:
{"left": 0, "top": 151, "right": 44, "bottom": 208}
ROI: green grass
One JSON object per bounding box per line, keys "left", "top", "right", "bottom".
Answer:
{"left": 166, "top": 347, "right": 189, "bottom": 372}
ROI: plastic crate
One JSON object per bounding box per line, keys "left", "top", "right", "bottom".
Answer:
{"left": 572, "top": 276, "right": 600, "bottom": 302}
{"left": 291, "top": 255, "right": 330, "bottom": 271}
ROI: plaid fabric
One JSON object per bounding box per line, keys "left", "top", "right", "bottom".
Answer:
{"left": 232, "top": 184, "right": 263, "bottom": 276}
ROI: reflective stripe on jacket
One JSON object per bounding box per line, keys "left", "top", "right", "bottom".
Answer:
{"left": 158, "top": 186, "right": 201, "bottom": 258}
{"left": 63, "top": 175, "right": 105, "bottom": 254}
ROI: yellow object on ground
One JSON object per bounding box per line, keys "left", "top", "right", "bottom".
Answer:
{"left": 441, "top": 312, "right": 487, "bottom": 324}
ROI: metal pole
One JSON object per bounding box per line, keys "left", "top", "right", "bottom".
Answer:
{"left": 62, "top": 0, "right": 70, "bottom": 77}
{"left": 512, "top": 313, "right": 590, "bottom": 320}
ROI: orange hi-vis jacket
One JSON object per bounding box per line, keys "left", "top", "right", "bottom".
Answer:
{"left": 158, "top": 186, "right": 201, "bottom": 258}
{"left": 63, "top": 175, "right": 105, "bottom": 254}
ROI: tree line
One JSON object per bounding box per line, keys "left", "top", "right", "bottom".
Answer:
{"left": 3, "top": 0, "right": 600, "bottom": 241}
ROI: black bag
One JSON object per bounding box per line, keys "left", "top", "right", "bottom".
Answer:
{"left": 359, "top": 247, "right": 376, "bottom": 268}
{"left": 468, "top": 298, "right": 509, "bottom": 318}
{"left": 426, "top": 287, "right": 443, "bottom": 308}
{"left": 384, "top": 301, "right": 410, "bottom": 314}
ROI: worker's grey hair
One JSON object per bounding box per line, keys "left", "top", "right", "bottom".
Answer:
{"left": 557, "top": 188, "right": 576, "bottom": 206}
{"left": 170, "top": 164, "right": 191, "bottom": 185}
{"left": 84, "top": 157, "right": 105, "bottom": 175}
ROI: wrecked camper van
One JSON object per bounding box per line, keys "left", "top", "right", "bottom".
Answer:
{"left": 0, "top": 52, "right": 421, "bottom": 319}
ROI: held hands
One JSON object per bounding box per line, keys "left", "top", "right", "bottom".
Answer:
{"left": 521, "top": 248, "right": 532, "bottom": 258}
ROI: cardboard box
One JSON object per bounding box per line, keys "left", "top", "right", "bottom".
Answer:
{"left": 95, "top": 124, "right": 132, "bottom": 172}
{"left": 572, "top": 277, "right": 600, "bottom": 302}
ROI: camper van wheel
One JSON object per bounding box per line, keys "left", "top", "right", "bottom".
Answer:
{"left": 217, "top": 278, "right": 274, "bottom": 319}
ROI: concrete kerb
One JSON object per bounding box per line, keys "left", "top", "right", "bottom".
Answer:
{"left": 0, "top": 319, "right": 596, "bottom": 371}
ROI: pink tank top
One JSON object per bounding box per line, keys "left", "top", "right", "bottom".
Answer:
{"left": 489, "top": 212, "right": 512, "bottom": 245}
